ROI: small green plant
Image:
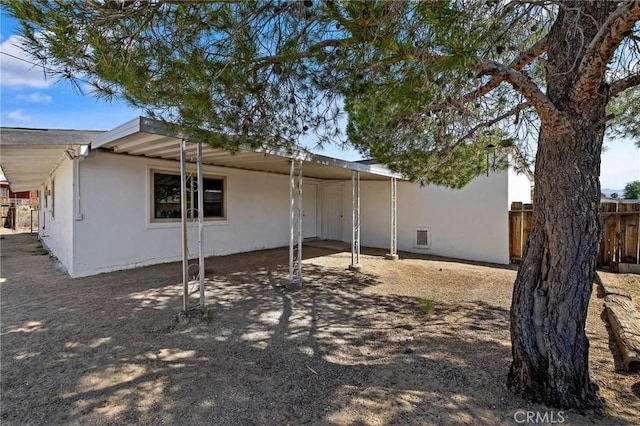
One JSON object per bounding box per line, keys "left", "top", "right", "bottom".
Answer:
{"left": 418, "top": 298, "right": 436, "bottom": 315}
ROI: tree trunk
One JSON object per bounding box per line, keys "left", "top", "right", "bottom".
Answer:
{"left": 507, "top": 2, "right": 613, "bottom": 409}
{"left": 507, "top": 121, "right": 604, "bottom": 408}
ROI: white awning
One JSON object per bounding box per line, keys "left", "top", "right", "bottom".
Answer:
{"left": 0, "top": 128, "right": 103, "bottom": 192}
{"left": 93, "top": 117, "right": 402, "bottom": 181}
{"left": 1, "top": 117, "right": 404, "bottom": 191}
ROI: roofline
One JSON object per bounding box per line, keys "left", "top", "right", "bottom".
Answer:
{"left": 0, "top": 126, "right": 103, "bottom": 132}
{"left": 92, "top": 116, "right": 175, "bottom": 148}
{"left": 0, "top": 127, "right": 104, "bottom": 146}
{"left": 94, "top": 116, "right": 405, "bottom": 180}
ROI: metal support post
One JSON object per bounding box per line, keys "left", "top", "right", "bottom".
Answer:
{"left": 197, "top": 142, "right": 206, "bottom": 308}
{"left": 297, "top": 159, "right": 303, "bottom": 281}
{"left": 386, "top": 177, "right": 399, "bottom": 260}
{"left": 349, "top": 170, "right": 362, "bottom": 271}
{"left": 288, "top": 157, "right": 304, "bottom": 289}
{"left": 180, "top": 138, "right": 189, "bottom": 312}
{"left": 289, "top": 159, "right": 295, "bottom": 286}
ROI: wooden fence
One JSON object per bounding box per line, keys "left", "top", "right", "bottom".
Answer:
{"left": 509, "top": 201, "right": 640, "bottom": 268}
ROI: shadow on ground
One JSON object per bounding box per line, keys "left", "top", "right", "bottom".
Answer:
{"left": 0, "top": 233, "right": 632, "bottom": 425}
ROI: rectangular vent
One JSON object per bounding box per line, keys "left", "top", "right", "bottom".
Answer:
{"left": 415, "top": 228, "right": 431, "bottom": 248}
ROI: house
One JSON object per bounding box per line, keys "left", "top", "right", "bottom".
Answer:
{"left": 1, "top": 181, "right": 40, "bottom": 229}
{"left": 358, "top": 166, "right": 532, "bottom": 265}
{"left": 0, "top": 181, "right": 38, "bottom": 207}
{"left": 0, "top": 117, "right": 532, "bottom": 278}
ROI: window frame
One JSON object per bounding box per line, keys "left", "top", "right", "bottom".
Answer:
{"left": 149, "top": 168, "right": 227, "bottom": 224}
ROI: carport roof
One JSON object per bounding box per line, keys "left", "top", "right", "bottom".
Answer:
{"left": 0, "top": 127, "right": 104, "bottom": 192}
{"left": 1, "top": 117, "right": 403, "bottom": 191}
{"left": 93, "top": 117, "right": 403, "bottom": 181}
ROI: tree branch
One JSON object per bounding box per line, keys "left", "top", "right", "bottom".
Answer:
{"left": 573, "top": 0, "right": 640, "bottom": 103}
{"left": 476, "top": 61, "right": 565, "bottom": 127}
{"left": 467, "top": 37, "right": 548, "bottom": 100}
{"left": 456, "top": 102, "right": 532, "bottom": 145}
{"left": 252, "top": 38, "right": 352, "bottom": 69}
{"left": 422, "top": 36, "right": 548, "bottom": 115}
{"left": 610, "top": 73, "right": 640, "bottom": 97}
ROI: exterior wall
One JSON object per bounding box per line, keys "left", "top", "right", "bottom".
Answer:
{"left": 70, "top": 152, "right": 292, "bottom": 277}
{"left": 39, "top": 157, "right": 75, "bottom": 274}
{"left": 356, "top": 170, "right": 513, "bottom": 265}
{"left": 39, "top": 150, "right": 533, "bottom": 276}
{"left": 508, "top": 166, "right": 533, "bottom": 205}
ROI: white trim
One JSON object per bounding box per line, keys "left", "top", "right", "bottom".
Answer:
{"left": 146, "top": 220, "right": 230, "bottom": 230}
{"left": 93, "top": 117, "right": 145, "bottom": 148}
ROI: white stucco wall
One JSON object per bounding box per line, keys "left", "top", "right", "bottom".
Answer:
{"left": 508, "top": 166, "right": 533, "bottom": 205}
{"left": 40, "top": 149, "right": 531, "bottom": 276}
{"left": 70, "top": 152, "right": 292, "bottom": 277}
{"left": 39, "top": 157, "right": 75, "bottom": 274}
{"left": 356, "top": 170, "right": 512, "bottom": 265}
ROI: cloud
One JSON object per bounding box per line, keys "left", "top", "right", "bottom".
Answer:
{"left": 16, "top": 92, "right": 52, "bottom": 104}
{"left": 6, "top": 109, "right": 33, "bottom": 122}
{"left": 0, "top": 35, "right": 53, "bottom": 88}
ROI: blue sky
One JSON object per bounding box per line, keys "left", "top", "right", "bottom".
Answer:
{"left": 1, "top": 12, "right": 638, "bottom": 190}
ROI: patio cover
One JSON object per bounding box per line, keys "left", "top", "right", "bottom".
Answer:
{"left": 92, "top": 117, "right": 402, "bottom": 181}
{"left": 1, "top": 117, "right": 402, "bottom": 191}
{"left": 0, "top": 128, "right": 103, "bottom": 192}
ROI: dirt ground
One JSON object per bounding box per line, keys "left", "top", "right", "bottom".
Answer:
{"left": 1, "top": 231, "right": 639, "bottom": 425}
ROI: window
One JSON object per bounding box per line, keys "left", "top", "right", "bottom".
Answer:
{"left": 151, "top": 171, "right": 225, "bottom": 221}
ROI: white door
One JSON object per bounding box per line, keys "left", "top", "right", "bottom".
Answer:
{"left": 324, "top": 183, "right": 343, "bottom": 241}
{"left": 302, "top": 183, "right": 318, "bottom": 239}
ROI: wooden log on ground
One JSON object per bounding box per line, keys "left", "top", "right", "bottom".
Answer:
{"left": 596, "top": 271, "right": 631, "bottom": 298}
{"left": 618, "top": 263, "right": 640, "bottom": 275}
{"left": 604, "top": 294, "right": 640, "bottom": 372}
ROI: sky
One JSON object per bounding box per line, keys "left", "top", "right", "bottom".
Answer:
{"left": 1, "top": 12, "right": 638, "bottom": 190}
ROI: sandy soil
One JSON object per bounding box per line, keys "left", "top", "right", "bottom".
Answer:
{"left": 1, "top": 231, "right": 639, "bottom": 425}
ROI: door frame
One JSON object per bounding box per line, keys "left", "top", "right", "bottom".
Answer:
{"left": 322, "top": 181, "right": 344, "bottom": 241}
{"left": 302, "top": 181, "right": 319, "bottom": 239}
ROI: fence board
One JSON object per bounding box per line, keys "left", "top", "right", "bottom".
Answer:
{"left": 510, "top": 201, "right": 640, "bottom": 267}
{"left": 509, "top": 206, "right": 532, "bottom": 264}
{"left": 509, "top": 211, "right": 521, "bottom": 261}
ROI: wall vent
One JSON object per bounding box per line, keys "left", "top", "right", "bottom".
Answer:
{"left": 415, "top": 227, "right": 431, "bottom": 248}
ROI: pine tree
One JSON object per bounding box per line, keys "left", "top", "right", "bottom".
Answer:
{"left": 5, "top": 0, "right": 639, "bottom": 408}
